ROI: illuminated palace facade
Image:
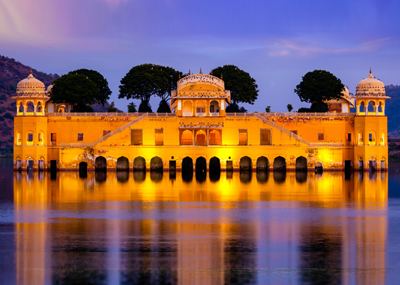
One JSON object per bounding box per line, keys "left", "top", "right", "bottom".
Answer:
{"left": 13, "top": 70, "right": 389, "bottom": 172}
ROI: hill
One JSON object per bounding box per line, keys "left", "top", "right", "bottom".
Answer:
{"left": 385, "top": 85, "right": 400, "bottom": 137}
{"left": 0, "top": 55, "right": 113, "bottom": 156}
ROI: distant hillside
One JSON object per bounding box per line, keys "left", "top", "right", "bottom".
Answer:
{"left": 385, "top": 85, "right": 400, "bottom": 137}
{"left": 0, "top": 55, "right": 113, "bottom": 155}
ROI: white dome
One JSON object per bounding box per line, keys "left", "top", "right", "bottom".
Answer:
{"left": 355, "top": 70, "right": 385, "bottom": 97}
{"left": 46, "top": 84, "right": 53, "bottom": 94}
{"left": 16, "top": 71, "right": 46, "bottom": 96}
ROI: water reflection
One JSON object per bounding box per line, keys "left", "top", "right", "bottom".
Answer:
{"left": 12, "top": 170, "right": 388, "bottom": 284}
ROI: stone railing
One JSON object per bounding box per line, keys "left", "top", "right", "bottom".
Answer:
{"left": 48, "top": 112, "right": 177, "bottom": 117}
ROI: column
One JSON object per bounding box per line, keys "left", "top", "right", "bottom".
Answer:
{"left": 34, "top": 105, "right": 37, "bottom": 116}
{"left": 16, "top": 105, "right": 19, "bottom": 115}
{"left": 356, "top": 104, "right": 359, "bottom": 115}
{"left": 23, "top": 105, "right": 26, "bottom": 115}
{"left": 375, "top": 105, "right": 379, "bottom": 115}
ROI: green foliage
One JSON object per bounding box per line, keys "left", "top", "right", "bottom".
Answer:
{"left": 107, "top": 101, "right": 118, "bottom": 112}
{"left": 51, "top": 74, "right": 98, "bottom": 112}
{"left": 210, "top": 65, "right": 259, "bottom": 105}
{"left": 294, "top": 70, "right": 345, "bottom": 112}
{"left": 0, "top": 116, "right": 4, "bottom": 121}
{"left": 226, "top": 103, "right": 247, "bottom": 113}
{"left": 265, "top": 106, "right": 271, "bottom": 113}
{"left": 4, "top": 112, "right": 13, "bottom": 119}
{"left": 119, "top": 64, "right": 183, "bottom": 105}
{"left": 127, "top": 102, "right": 137, "bottom": 113}
{"left": 138, "top": 101, "right": 152, "bottom": 113}
{"left": 157, "top": 99, "right": 171, "bottom": 113}
{"left": 69, "top": 69, "right": 111, "bottom": 105}
{"left": 287, "top": 104, "right": 293, "bottom": 112}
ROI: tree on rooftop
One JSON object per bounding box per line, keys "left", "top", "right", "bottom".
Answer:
{"left": 119, "top": 64, "right": 183, "bottom": 110}
{"left": 50, "top": 74, "right": 98, "bottom": 112}
{"left": 69, "top": 69, "right": 111, "bottom": 105}
{"left": 294, "top": 70, "right": 345, "bottom": 113}
{"left": 211, "top": 65, "right": 259, "bottom": 110}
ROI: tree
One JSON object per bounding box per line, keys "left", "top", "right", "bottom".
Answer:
{"left": 69, "top": 69, "right": 111, "bottom": 105}
{"left": 127, "top": 102, "right": 137, "bottom": 113}
{"left": 210, "top": 65, "right": 259, "bottom": 105}
{"left": 138, "top": 101, "right": 152, "bottom": 113}
{"left": 294, "top": 70, "right": 345, "bottom": 112}
{"left": 265, "top": 106, "right": 271, "bottom": 113}
{"left": 107, "top": 102, "right": 118, "bottom": 112}
{"left": 157, "top": 99, "right": 171, "bottom": 113}
{"left": 50, "top": 74, "right": 98, "bottom": 112}
{"left": 287, "top": 104, "right": 293, "bottom": 112}
{"left": 119, "top": 64, "right": 183, "bottom": 108}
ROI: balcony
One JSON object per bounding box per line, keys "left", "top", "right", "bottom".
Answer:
{"left": 210, "top": 112, "right": 219, "bottom": 116}
{"left": 183, "top": 112, "right": 193, "bottom": 117}
{"left": 196, "top": 112, "right": 206, "bottom": 117}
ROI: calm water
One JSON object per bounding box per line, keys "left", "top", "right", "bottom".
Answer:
{"left": 1, "top": 158, "right": 400, "bottom": 284}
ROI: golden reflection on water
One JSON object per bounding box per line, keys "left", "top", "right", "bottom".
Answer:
{"left": 13, "top": 171, "right": 388, "bottom": 285}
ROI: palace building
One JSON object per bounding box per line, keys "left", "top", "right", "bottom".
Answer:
{"left": 12, "top": 69, "right": 389, "bottom": 172}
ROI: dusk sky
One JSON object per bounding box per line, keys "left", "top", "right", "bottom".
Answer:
{"left": 1, "top": 0, "right": 400, "bottom": 112}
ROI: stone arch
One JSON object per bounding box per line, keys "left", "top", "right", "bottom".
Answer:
{"left": 296, "top": 171, "right": 307, "bottom": 183}
{"left": 95, "top": 156, "right": 107, "bottom": 171}
{"left": 295, "top": 156, "right": 307, "bottom": 171}
{"left": 240, "top": 171, "right": 252, "bottom": 183}
{"left": 79, "top": 162, "right": 87, "bottom": 177}
{"left": 315, "top": 162, "right": 323, "bottom": 172}
{"left": 273, "top": 171, "right": 286, "bottom": 183}
{"left": 37, "top": 101, "right": 42, "bottom": 112}
{"left": 26, "top": 101, "right": 34, "bottom": 113}
{"left": 256, "top": 156, "right": 269, "bottom": 171}
{"left": 378, "top": 101, "right": 383, "bottom": 113}
{"left": 133, "top": 156, "right": 146, "bottom": 171}
{"left": 210, "top": 100, "right": 219, "bottom": 114}
{"left": 273, "top": 156, "right": 286, "bottom": 171}
{"left": 359, "top": 101, "right": 365, "bottom": 112}
{"left": 209, "top": 157, "right": 220, "bottom": 173}
{"left": 26, "top": 130, "right": 34, "bottom": 144}
{"left": 57, "top": 104, "right": 66, "bottom": 113}
{"left": 209, "top": 130, "right": 222, "bottom": 145}
{"left": 380, "top": 133, "right": 385, "bottom": 145}
{"left": 183, "top": 101, "right": 193, "bottom": 116}
{"left": 357, "top": 131, "right": 363, "bottom": 145}
{"left": 117, "top": 171, "right": 129, "bottom": 183}
{"left": 195, "top": 130, "right": 207, "bottom": 146}
{"left": 367, "top": 101, "right": 375, "bottom": 113}
{"left": 38, "top": 131, "right": 44, "bottom": 145}
{"left": 368, "top": 130, "right": 376, "bottom": 145}
{"left": 240, "top": 156, "right": 252, "bottom": 171}
{"left": 150, "top": 171, "right": 163, "bottom": 182}
{"left": 18, "top": 102, "right": 24, "bottom": 113}
{"left": 150, "top": 156, "right": 163, "bottom": 171}
{"left": 181, "top": 130, "right": 193, "bottom": 145}
{"left": 16, "top": 131, "right": 21, "bottom": 145}
{"left": 195, "top": 156, "right": 207, "bottom": 172}
{"left": 182, "top": 156, "right": 193, "bottom": 172}
{"left": 116, "top": 156, "right": 129, "bottom": 171}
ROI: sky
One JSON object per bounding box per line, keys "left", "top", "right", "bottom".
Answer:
{"left": 1, "top": 0, "right": 400, "bottom": 112}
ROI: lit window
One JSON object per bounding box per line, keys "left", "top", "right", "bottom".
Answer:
{"left": 77, "top": 133, "right": 84, "bottom": 141}
{"left": 155, "top": 129, "right": 163, "bottom": 146}
{"left": 318, "top": 133, "right": 324, "bottom": 140}
{"left": 260, "top": 129, "right": 271, "bottom": 145}
{"left": 239, "top": 129, "right": 248, "bottom": 145}
{"left": 131, "top": 129, "right": 143, "bottom": 145}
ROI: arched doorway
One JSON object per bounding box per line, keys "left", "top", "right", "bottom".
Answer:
{"left": 180, "top": 130, "right": 193, "bottom": 145}
{"left": 296, "top": 156, "right": 307, "bottom": 171}
{"left": 150, "top": 156, "right": 163, "bottom": 171}
{"left": 116, "top": 156, "right": 129, "bottom": 171}
{"left": 273, "top": 156, "right": 286, "bottom": 171}
{"left": 209, "top": 157, "right": 220, "bottom": 181}
{"left": 182, "top": 157, "right": 193, "bottom": 172}
{"left": 196, "top": 157, "right": 207, "bottom": 172}
{"left": 133, "top": 156, "right": 146, "bottom": 171}
{"left": 95, "top": 156, "right": 107, "bottom": 171}
{"left": 240, "top": 156, "right": 252, "bottom": 171}
{"left": 315, "top": 162, "right": 323, "bottom": 173}
{"left": 256, "top": 156, "right": 269, "bottom": 171}
{"left": 79, "top": 162, "right": 87, "bottom": 178}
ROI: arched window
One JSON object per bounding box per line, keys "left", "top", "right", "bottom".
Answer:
{"left": 38, "top": 132, "right": 44, "bottom": 145}
{"left": 27, "top": 131, "right": 34, "bottom": 145}
{"left": 378, "top": 102, "right": 383, "bottom": 113}
{"left": 358, "top": 132, "right": 363, "bottom": 145}
{"left": 210, "top": 100, "right": 219, "bottom": 115}
{"left": 18, "top": 102, "right": 24, "bottom": 114}
{"left": 183, "top": 101, "right": 193, "bottom": 116}
{"left": 26, "top": 102, "right": 34, "bottom": 114}
{"left": 37, "top": 101, "right": 42, "bottom": 113}
{"left": 380, "top": 133, "right": 385, "bottom": 145}
{"left": 16, "top": 132, "right": 21, "bottom": 145}
{"left": 359, "top": 101, "right": 365, "bottom": 113}
{"left": 367, "top": 101, "right": 375, "bottom": 114}
{"left": 369, "top": 131, "right": 376, "bottom": 145}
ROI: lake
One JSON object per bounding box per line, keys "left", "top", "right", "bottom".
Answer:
{"left": 1, "top": 157, "right": 400, "bottom": 284}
